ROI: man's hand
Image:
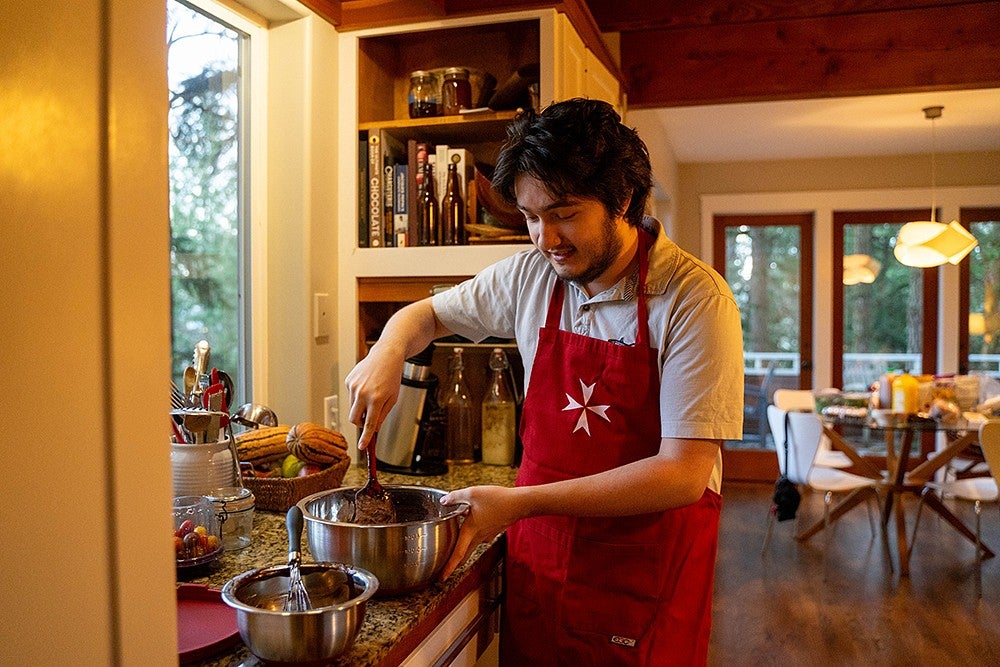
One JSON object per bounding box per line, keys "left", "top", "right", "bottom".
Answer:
{"left": 344, "top": 298, "right": 449, "bottom": 450}
{"left": 439, "top": 485, "right": 526, "bottom": 580}
{"left": 344, "top": 342, "right": 407, "bottom": 450}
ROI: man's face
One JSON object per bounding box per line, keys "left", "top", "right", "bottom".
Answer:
{"left": 514, "top": 174, "right": 636, "bottom": 296}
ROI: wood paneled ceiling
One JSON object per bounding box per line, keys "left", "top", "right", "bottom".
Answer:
{"left": 303, "top": 0, "right": 1000, "bottom": 108}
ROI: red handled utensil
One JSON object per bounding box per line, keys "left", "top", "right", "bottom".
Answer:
{"left": 350, "top": 429, "right": 396, "bottom": 524}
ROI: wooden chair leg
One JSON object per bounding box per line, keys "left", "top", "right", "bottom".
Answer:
{"left": 911, "top": 488, "right": 929, "bottom": 557}
{"left": 975, "top": 500, "right": 982, "bottom": 601}
{"left": 823, "top": 491, "right": 832, "bottom": 583}
{"left": 761, "top": 509, "right": 776, "bottom": 558}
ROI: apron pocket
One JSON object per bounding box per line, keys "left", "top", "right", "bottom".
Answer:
{"left": 560, "top": 533, "right": 664, "bottom": 646}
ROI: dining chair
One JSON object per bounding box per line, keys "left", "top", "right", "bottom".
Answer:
{"left": 762, "top": 405, "right": 882, "bottom": 579}
{"left": 743, "top": 366, "right": 775, "bottom": 445}
{"left": 772, "top": 389, "right": 852, "bottom": 469}
{"left": 911, "top": 420, "right": 1000, "bottom": 598}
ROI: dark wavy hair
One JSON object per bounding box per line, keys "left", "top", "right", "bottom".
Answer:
{"left": 491, "top": 98, "right": 651, "bottom": 227}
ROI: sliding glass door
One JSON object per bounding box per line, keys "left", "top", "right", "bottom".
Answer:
{"left": 960, "top": 207, "right": 1000, "bottom": 382}
{"left": 832, "top": 210, "right": 938, "bottom": 391}
{"left": 713, "top": 214, "right": 813, "bottom": 480}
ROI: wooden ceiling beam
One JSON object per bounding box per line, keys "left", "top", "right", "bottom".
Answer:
{"left": 621, "top": 2, "right": 1000, "bottom": 107}
{"left": 585, "top": 0, "right": 986, "bottom": 32}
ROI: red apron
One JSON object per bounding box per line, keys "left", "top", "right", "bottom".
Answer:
{"left": 502, "top": 232, "right": 722, "bottom": 666}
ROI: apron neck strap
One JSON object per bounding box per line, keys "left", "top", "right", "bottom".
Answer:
{"left": 545, "top": 229, "right": 652, "bottom": 347}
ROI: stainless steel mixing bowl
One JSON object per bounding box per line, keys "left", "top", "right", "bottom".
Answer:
{"left": 298, "top": 485, "right": 468, "bottom": 597}
{"left": 221, "top": 562, "right": 377, "bottom": 664}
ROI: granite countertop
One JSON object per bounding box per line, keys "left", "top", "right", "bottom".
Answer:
{"left": 181, "top": 462, "right": 517, "bottom": 666}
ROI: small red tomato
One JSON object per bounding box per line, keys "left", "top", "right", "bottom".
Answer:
{"left": 175, "top": 519, "right": 195, "bottom": 538}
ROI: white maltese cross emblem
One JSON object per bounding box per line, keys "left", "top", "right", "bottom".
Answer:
{"left": 562, "top": 379, "right": 611, "bottom": 435}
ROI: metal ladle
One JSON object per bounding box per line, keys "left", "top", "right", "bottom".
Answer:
{"left": 232, "top": 403, "right": 279, "bottom": 429}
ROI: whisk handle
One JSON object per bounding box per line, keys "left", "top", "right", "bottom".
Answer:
{"left": 286, "top": 505, "right": 304, "bottom": 559}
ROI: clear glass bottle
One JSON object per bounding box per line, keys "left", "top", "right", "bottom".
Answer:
{"left": 481, "top": 348, "right": 516, "bottom": 465}
{"left": 418, "top": 162, "right": 439, "bottom": 246}
{"left": 442, "top": 347, "right": 476, "bottom": 463}
{"left": 408, "top": 70, "right": 438, "bottom": 118}
{"left": 441, "top": 160, "right": 465, "bottom": 245}
{"left": 440, "top": 67, "right": 471, "bottom": 115}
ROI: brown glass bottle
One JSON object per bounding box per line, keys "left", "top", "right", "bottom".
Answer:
{"left": 418, "top": 162, "right": 439, "bottom": 246}
{"left": 441, "top": 161, "right": 465, "bottom": 245}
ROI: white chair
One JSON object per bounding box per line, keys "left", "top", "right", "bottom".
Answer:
{"left": 772, "top": 388, "right": 852, "bottom": 469}
{"left": 762, "top": 405, "right": 882, "bottom": 578}
{"left": 912, "top": 421, "right": 1000, "bottom": 598}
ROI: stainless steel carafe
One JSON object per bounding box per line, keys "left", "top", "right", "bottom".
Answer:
{"left": 377, "top": 356, "right": 446, "bottom": 474}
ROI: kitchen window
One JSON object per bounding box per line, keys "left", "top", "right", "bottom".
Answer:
{"left": 167, "top": 0, "right": 262, "bottom": 406}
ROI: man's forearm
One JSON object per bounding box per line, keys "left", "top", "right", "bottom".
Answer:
{"left": 372, "top": 297, "right": 451, "bottom": 361}
{"left": 513, "top": 439, "right": 719, "bottom": 519}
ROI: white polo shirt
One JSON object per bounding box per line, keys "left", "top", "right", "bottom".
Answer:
{"left": 432, "top": 217, "right": 744, "bottom": 493}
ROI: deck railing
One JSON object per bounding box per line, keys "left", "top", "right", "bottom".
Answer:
{"left": 744, "top": 352, "right": 1000, "bottom": 390}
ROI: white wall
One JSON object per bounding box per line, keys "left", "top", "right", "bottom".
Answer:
{"left": 265, "top": 16, "right": 341, "bottom": 425}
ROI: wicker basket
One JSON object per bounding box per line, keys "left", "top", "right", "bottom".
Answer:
{"left": 243, "top": 456, "right": 351, "bottom": 512}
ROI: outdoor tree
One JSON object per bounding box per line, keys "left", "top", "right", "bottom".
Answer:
{"left": 167, "top": 0, "right": 241, "bottom": 392}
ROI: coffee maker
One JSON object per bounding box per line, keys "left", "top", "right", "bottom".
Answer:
{"left": 376, "top": 347, "right": 448, "bottom": 475}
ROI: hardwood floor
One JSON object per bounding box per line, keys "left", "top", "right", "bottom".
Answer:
{"left": 710, "top": 483, "right": 1000, "bottom": 665}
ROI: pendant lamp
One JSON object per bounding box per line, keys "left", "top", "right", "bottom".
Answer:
{"left": 893, "top": 106, "right": 978, "bottom": 268}
{"left": 843, "top": 253, "right": 881, "bottom": 285}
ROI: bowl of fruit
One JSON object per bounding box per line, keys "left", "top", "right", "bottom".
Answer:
{"left": 173, "top": 495, "right": 224, "bottom": 569}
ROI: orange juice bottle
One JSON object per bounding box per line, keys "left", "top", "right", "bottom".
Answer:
{"left": 891, "top": 371, "right": 919, "bottom": 414}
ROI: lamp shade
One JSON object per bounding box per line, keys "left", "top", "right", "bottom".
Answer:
{"left": 843, "top": 254, "right": 881, "bottom": 285}
{"left": 969, "top": 313, "right": 986, "bottom": 336}
{"left": 893, "top": 220, "right": 978, "bottom": 268}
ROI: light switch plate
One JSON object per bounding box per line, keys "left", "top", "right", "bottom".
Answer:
{"left": 313, "top": 293, "right": 330, "bottom": 338}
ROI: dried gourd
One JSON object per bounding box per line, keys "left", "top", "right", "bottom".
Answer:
{"left": 234, "top": 425, "right": 291, "bottom": 466}
{"left": 287, "top": 422, "right": 349, "bottom": 465}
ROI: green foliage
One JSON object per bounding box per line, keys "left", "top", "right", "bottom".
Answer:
{"left": 167, "top": 0, "right": 242, "bottom": 394}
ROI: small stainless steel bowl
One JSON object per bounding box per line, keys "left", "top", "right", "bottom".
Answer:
{"left": 298, "top": 485, "right": 468, "bottom": 597}
{"left": 221, "top": 562, "right": 377, "bottom": 664}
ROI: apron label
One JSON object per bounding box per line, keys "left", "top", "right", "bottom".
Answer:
{"left": 610, "top": 635, "right": 637, "bottom": 648}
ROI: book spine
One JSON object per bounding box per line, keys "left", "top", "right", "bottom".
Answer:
{"left": 383, "top": 159, "right": 395, "bottom": 247}
{"left": 394, "top": 164, "right": 408, "bottom": 247}
{"left": 368, "top": 133, "right": 382, "bottom": 247}
{"left": 357, "top": 133, "right": 369, "bottom": 248}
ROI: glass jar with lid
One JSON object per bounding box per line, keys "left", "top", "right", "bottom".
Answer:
{"left": 206, "top": 485, "right": 255, "bottom": 551}
{"left": 408, "top": 70, "right": 438, "bottom": 118}
{"left": 440, "top": 67, "right": 472, "bottom": 115}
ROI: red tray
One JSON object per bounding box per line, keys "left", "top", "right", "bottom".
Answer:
{"left": 177, "top": 583, "right": 241, "bottom": 663}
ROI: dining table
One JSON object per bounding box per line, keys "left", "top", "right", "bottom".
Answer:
{"left": 801, "top": 413, "right": 994, "bottom": 577}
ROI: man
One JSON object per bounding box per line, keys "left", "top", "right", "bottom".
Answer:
{"left": 345, "top": 98, "right": 743, "bottom": 665}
